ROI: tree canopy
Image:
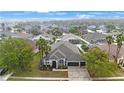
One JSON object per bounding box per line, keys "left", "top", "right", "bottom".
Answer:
{"left": 48, "top": 28, "right": 63, "bottom": 37}
{"left": 0, "top": 37, "right": 34, "bottom": 73}
{"left": 82, "top": 47, "right": 120, "bottom": 77}
{"left": 69, "top": 26, "right": 81, "bottom": 36}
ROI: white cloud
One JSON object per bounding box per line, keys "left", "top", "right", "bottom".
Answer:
{"left": 76, "top": 14, "right": 95, "bottom": 19}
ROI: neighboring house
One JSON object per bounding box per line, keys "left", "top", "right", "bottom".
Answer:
{"left": 98, "top": 44, "right": 124, "bottom": 67}
{"left": 60, "top": 33, "right": 90, "bottom": 45}
{"left": 97, "top": 25, "right": 107, "bottom": 33}
{"left": 82, "top": 32, "right": 107, "bottom": 44}
{"left": 87, "top": 25, "right": 97, "bottom": 31}
{"left": 31, "top": 33, "right": 54, "bottom": 42}
{"left": 41, "top": 41, "right": 86, "bottom": 69}
{"left": 60, "top": 33, "right": 90, "bottom": 52}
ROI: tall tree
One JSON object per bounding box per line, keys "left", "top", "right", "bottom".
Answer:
{"left": 0, "top": 37, "right": 33, "bottom": 73}
{"left": 44, "top": 43, "right": 51, "bottom": 56}
{"left": 36, "top": 37, "right": 51, "bottom": 59}
{"left": 115, "top": 34, "right": 124, "bottom": 63}
{"left": 106, "top": 35, "right": 113, "bottom": 61}
{"left": 106, "top": 23, "right": 116, "bottom": 33}
{"left": 36, "top": 37, "right": 46, "bottom": 59}
{"left": 36, "top": 37, "right": 51, "bottom": 68}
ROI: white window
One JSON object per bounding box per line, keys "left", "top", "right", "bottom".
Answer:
{"left": 59, "top": 59, "right": 64, "bottom": 65}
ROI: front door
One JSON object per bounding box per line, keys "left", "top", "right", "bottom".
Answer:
{"left": 52, "top": 61, "right": 56, "bottom": 68}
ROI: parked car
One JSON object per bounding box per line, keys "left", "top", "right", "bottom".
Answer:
{"left": 0, "top": 68, "right": 8, "bottom": 75}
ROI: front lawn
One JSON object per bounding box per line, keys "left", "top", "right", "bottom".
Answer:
{"left": 13, "top": 54, "right": 68, "bottom": 78}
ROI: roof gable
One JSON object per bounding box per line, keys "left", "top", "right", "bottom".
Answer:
{"left": 48, "top": 41, "right": 83, "bottom": 61}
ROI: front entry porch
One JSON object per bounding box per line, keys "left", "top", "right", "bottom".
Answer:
{"left": 52, "top": 61, "right": 56, "bottom": 68}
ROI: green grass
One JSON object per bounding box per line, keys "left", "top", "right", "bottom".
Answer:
{"left": 13, "top": 54, "right": 68, "bottom": 78}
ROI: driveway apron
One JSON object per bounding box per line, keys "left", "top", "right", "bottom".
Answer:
{"left": 68, "top": 66, "right": 91, "bottom": 81}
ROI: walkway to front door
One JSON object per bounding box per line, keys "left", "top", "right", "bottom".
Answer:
{"left": 68, "top": 66, "right": 91, "bottom": 81}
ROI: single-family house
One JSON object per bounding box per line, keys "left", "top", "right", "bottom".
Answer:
{"left": 60, "top": 33, "right": 89, "bottom": 45}
{"left": 31, "top": 33, "right": 54, "bottom": 42}
{"left": 41, "top": 41, "right": 86, "bottom": 69}
{"left": 82, "top": 32, "right": 107, "bottom": 44}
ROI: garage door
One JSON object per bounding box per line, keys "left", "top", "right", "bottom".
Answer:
{"left": 68, "top": 62, "right": 79, "bottom": 66}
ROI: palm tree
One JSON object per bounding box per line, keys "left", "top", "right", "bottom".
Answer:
{"left": 36, "top": 37, "right": 51, "bottom": 69}
{"left": 36, "top": 37, "right": 51, "bottom": 59}
{"left": 115, "top": 34, "right": 124, "bottom": 63}
{"left": 36, "top": 37, "right": 46, "bottom": 59}
{"left": 106, "top": 35, "right": 113, "bottom": 61}
{"left": 45, "top": 44, "right": 51, "bottom": 56}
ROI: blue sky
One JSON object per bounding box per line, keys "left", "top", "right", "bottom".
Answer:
{"left": 0, "top": 11, "right": 124, "bottom": 21}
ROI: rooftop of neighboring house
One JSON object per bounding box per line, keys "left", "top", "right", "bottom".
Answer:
{"left": 103, "top": 32, "right": 122, "bottom": 36}
{"left": 82, "top": 32, "right": 107, "bottom": 44}
{"left": 31, "top": 33, "right": 54, "bottom": 41}
{"left": 61, "top": 33, "right": 82, "bottom": 41}
{"left": 60, "top": 33, "right": 90, "bottom": 45}
{"left": 45, "top": 41, "right": 83, "bottom": 62}
{"left": 97, "top": 44, "right": 124, "bottom": 60}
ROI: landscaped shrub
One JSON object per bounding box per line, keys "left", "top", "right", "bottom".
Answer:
{"left": 81, "top": 44, "right": 89, "bottom": 52}
{"left": 58, "top": 65, "right": 67, "bottom": 69}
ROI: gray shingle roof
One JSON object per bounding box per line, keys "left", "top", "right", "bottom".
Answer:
{"left": 83, "top": 32, "right": 106, "bottom": 43}
{"left": 54, "top": 51, "right": 65, "bottom": 58}
{"left": 51, "top": 41, "right": 80, "bottom": 54}
{"left": 46, "top": 41, "right": 83, "bottom": 62}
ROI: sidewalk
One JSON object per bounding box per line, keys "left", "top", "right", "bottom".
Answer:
{"left": 9, "top": 76, "right": 69, "bottom": 81}
{"left": 93, "top": 77, "right": 124, "bottom": 81}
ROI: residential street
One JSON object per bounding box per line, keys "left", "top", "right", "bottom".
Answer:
{"left": 68, "top": 66, "right": 91, "bottom": 81}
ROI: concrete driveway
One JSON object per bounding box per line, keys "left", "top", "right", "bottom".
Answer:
{"left": 68, "top": 66, "right": 91, "bottom": 81}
